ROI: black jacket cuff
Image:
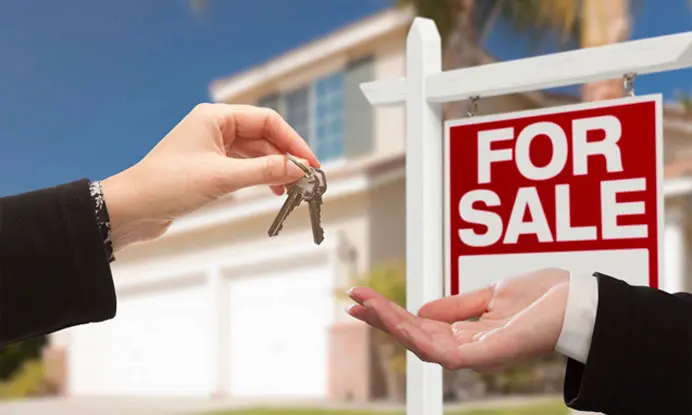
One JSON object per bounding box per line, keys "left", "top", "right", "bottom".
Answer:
{"left": 0, "top": 179, "right": 117, "bottom": 345}
{"left": 564, "top": 273, "right": 692, "bottom": 414}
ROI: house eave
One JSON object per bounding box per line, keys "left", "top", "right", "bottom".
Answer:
{"left": 209, "top": 8, "right": 414, "bottom": 103}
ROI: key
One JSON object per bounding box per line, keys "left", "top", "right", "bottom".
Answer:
{"left": 307, "top": 168, "right": 327, "bottom": 245}
{"left": 267, "top": 185, "right": 304, "bottom": 237}
{"left": 268, "top": 171, "right": 319, "bottom": 238}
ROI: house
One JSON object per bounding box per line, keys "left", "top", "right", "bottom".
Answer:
{"left": 42, "top": 6, "right": 692, "bottom": 402}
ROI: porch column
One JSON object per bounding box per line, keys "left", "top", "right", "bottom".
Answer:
{"left": 663, "top": 208, "right": 688, "bottom": 294}
{"left": 209, "top": 268, "right": 229, "bottom": 396}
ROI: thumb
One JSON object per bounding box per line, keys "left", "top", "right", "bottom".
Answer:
{"left": 417, "top": 286, "right": 494, "bottom": 323}
{"left": 225, "top": 154, "right": 308, "bottom": 190}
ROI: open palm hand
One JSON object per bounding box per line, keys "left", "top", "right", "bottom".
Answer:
{"left": 346, "top": 268, "right": 569, "bottom": 373}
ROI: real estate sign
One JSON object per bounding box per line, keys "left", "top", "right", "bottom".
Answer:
{"left": 445, "top": 95, "right": 664, "bottom": 295}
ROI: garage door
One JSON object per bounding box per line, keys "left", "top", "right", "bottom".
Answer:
{"left": 227, "top": 263, "right": 334, "bottom": 398}
{"left": 68, "top": 282, "right": 212, "bottom": 396}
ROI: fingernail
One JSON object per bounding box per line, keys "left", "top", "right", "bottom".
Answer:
{"left": 346, "top": 287, "right": 355, "bottom": 296}
{"left": 345, "top": 304, "right": 357, "bottom": 314}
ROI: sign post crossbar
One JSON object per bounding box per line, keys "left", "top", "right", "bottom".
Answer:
{"left": 360, "top": 16, "right": 692, "bottom": 415}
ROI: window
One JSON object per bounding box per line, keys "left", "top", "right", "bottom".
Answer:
{"left": 314, "top": 72, "right": 345, "bottom": 162}
{"left": 284, "top": 87, "right": 310, "bottom": 141}
{"left": 257, "top": 94, "right": 281, "bottom": 114}
{"left": 258, "top": 69, "right": 345, "bottom": 163}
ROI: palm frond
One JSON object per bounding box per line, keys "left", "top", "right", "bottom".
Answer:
{"left": 397, "top": 0, "right": 461, "bottom": 43}
{"left": 190, "top": 0, "right": 206, "bottom": 15}
{"left": 498, "top": 0, "right": 582, "bottom": 51}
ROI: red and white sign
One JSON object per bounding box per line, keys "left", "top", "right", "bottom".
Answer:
{"left": 444, "top": 95, "right": 664, "bottom": 296}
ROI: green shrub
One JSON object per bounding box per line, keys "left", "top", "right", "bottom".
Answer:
{"left": 0, "top": 359, "right": 47, "bottom": 399}
{"left": 0, "top": 336, "right": 46, "bottom": 380}
{"left": 337, "top": 261, "right": 407, "bottom": 401}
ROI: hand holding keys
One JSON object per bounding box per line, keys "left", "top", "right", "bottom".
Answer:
{"left": 268, "top": 153, "right": 327, "bottom": 245}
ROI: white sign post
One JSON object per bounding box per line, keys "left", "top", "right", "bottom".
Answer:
{"left": 360, "top": 16, "right": 692, "bottom": 415}
{"left": 401, "top": 19, "right": 444, "bottom": 415}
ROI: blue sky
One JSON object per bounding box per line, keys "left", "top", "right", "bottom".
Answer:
{"left": 0, "top": 0, "right": 690, "bottom": 196}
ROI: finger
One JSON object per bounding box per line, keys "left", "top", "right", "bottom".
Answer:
{"left": 364, "top": 297, "right": 423, "bottom": 354}
{"left": 227, "top": 151, "right": 286, "bottom": 195}
{"left": 362, "top": 295, "right": 465, "bottom": 366}
{"left": 449, "top": 321, "right": 484, "bottom": 346}
{"left": 394, "top": 320, "right": 437, "bottom": 363}
{"left": 346, "top": 291, "right": 435, "bottom": 338}
{"left": 368, "top": 300, "right": 456, "bottom": 366}
{"left": 270, "top": 186, "right": 286, "bottom": 196}
{"left": 231, "top": 137, "right": 281, "bottom": 158}
{"left": 348, "top": 287, "right": 419, "bottom": 327}
{"left": 198, "top": 104, "right": 320, "bottom": 168}
{"left": 224, "top": 154, "right": 309, "bottom": 190}
{"left": 345, "top": 304, "right": 387, "bottom": 332}
{"left": 346, "top": 301, "right": 425, "bottom": 360}
{"left": 365, "top": 296, "right": 456, "bottom": 365}
{"left": 418, "top": 285, "right": 494, "bottom": 324}
{"left": 475, "top": 363, "right": 506, "bottom": 374}
{"left": 231, "top": 138, "right": 286, "bottom": 195}
{"left": 227, "top": 150, "right": 244, "bottom": 159}
{"left": 347, "top": 286, "right": 383, "bottom": 305}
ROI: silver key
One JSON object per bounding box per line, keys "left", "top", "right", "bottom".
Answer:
{"left": 307, "top": 168, "right": 327, "bottom": 245}
{"left": 268, "top": 186, "right": 303, "bottom": 237}
{"left": 268, "top": 171, "right": 319, "bottom": 238}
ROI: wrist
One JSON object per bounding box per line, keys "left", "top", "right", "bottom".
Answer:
{"left": 554, "top": 272, "right": 599, "bottom": 363}
{"left": 88, "top": 181, "right": 115, "bottom": 262}
{"left": 100, "top": 168, "right": 170, "bottom": 251}
{"left": 544, "top": 281, "right": 570, "bottom": 353}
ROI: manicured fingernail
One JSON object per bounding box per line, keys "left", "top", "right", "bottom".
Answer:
{"left": 345, "top": 304, "right": 357, "bottom": 314}
{"left": 346, "top": 287, "right": 355, "bottom": 296}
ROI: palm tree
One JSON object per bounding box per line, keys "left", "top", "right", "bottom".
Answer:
{"left": 579, "top": 1, "right": 632, "bottom": 101}
{"left": 190, "top": 0, "right": 632, "bottom": 105}
{"left": 396, "top": 0, "right": 633, "bottom": 114}
{"left": 190, "top": 0, "right": 206, "bottom": 15}
{"left": 678, "top": 90, "right": 692, "bottom": 114}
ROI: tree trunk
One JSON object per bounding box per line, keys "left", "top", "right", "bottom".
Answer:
{"left": 580, "top": 0, "right": 631, "bottom": 101}
{"left": 443, "top": 0, "right": 480, "bottom": 120}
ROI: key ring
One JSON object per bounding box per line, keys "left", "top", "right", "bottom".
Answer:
{"left": 285, "top": 153, "right": 312, "bottom": 176}
{"left": 623, "top": 73, "right": 636, "bottom": 97}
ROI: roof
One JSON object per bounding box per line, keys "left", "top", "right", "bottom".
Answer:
{"left": 209, "top": 7, "right": 414, "bottom": 102}
{"left": 208, "top": 7, "right": 692, "bottom": 180}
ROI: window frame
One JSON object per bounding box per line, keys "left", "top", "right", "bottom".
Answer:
{"left": 256, "top": 69, "right": 347, "bottom": 167}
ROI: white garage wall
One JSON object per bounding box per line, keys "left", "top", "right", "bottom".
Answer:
{"left": 67, "top": 228, "right": 341, "bottom": 398}
{"left": 68, "top": 274, "right": 213, "bottom": 396}
{"left": 224, "top": 256, "right": 335, "bottom": 399}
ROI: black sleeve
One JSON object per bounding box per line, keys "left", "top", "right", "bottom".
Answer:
{"left": 0, "top": 179, "right": 117, "bottom": 346}
{"left": 564, "top": 272, "right": 692, "bottom": 414}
